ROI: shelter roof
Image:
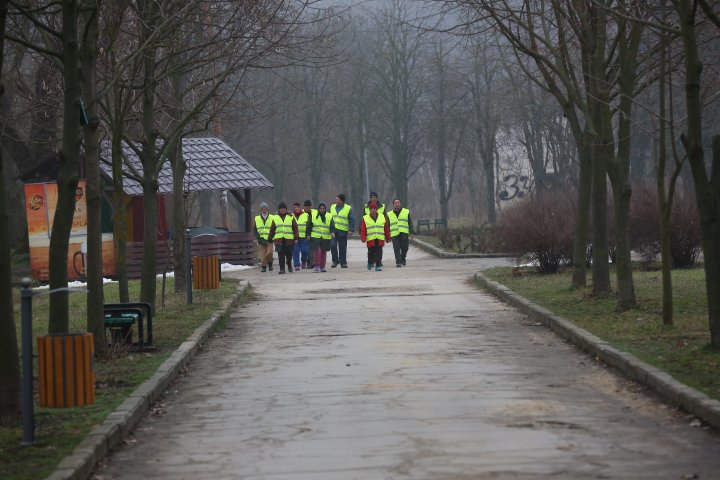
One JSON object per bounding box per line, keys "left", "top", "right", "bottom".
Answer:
{"left": 100, "top": 137, "right": 273, "bottom": 196}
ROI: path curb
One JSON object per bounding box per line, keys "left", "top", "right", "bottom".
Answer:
{"left": 474, "top": 272, "right": 720, "bottom": 430}
{"left": 45, "top": 280, "right": 251, "bottom": 480}
{"left": 410, "top": 237, "right": 512, "bottom": 259}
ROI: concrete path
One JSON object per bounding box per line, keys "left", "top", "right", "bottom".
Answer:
{"left": 97, "top": 241, "right": 720, "bottom": 479}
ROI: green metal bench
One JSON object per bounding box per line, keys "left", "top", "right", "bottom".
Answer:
{"left": 104, "top": 312, "right": 138, "bottom": 345}
{"left": 103, "top": 302, "right": 153, "bottom": 349}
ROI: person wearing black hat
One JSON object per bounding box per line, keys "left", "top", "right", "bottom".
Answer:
{"left": 387, "top": 198, "right": 414, "bottom": 266}
{"left": 268, "top": 202, "right": 299, "bottom": 274}
{"left": 291, "top": 201, "right": 311, "bottom": 269}
{"left": 303, "top": 200, "right": 316, "bottom": 269}
{"left": 330, "top": 193, "right": 354, "bottom": 268}
{"left": 363, "top": 191, "right": 386, "bottom": 216}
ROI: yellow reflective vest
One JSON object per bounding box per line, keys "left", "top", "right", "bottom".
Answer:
{"left": 363, "top": 213, "right": 386, "bottom": 242}
{"left": 273, "top": 214, "right": 295, "bottom": 240}
{"left": 330, "top": 204, "right": 351, "bottom": 232}
{"left": 386, "top": 208, "right": 410, "bottom": 237}
{"left": 295, "top": 212, "right": 309, "bottom": 237}
{"left": 311, "top": 211, "right": 332, "bottom": 240}
{"left": 254, "top": 214, "right": 275, "bottom": 241}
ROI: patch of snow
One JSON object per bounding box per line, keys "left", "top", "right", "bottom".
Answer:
{"left": 35, "top": 278, "right": 117, "bottom": 290}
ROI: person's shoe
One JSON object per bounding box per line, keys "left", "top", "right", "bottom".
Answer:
{"left": 341, "top": 264, "right": 348, "bottom": 268}
{"left": 279, "top": 269, "right": 285, "bottom": 275}
{"left": 261, "top": 266, "right": 267, "bottom": 272}
{"left": 293, "top": 264, "right": 300, "bottom": 270}
{"left": 288, "top": 266, "right": 293, "bottom": 273}
{"left": 367, "top": 263, "right": 373, "bottom": 270}
{"left": 396, "top": 262, "right": 401, "bottom": 268}
{"left": 301, "top": 262, "right": 307, "bottom": 269}
{"left": 401, "top": 259, "right": 406, "bottom": 266}
{"left": 375, "top": 265, "right": 382, "bottom": 272}
{"left": 331, "top": 262, "right": 339, "bottom": 268}
{"left": 320, "top": 268, "right": 327, "bottom": 272}
{"left": 268, "top": 263, "right": 274, "bottom": 271}
{"left": 313, "top": 266, "right": 320, "bottom": 273}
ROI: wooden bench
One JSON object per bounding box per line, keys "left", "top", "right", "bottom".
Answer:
{"left": 103, "top": 302, "right": 153, "bottom": 349}
{"left": 434, "top": 218, "right": 447, "bottom": 229}
{"left": 417, "top": 219, "right": 431, "bottom": 232}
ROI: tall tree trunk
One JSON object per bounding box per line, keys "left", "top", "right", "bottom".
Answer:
{"left": 586, "top": 4, "right": 611, "bottom": 297}
{"left": 49, "top": 0, "right": 83, "bottom": 333}
{"left": 0, "top": 154, "right": 19, "bottom": 421}
{"left": 481, "top": 134, "right": 496, "bottom": 225}
{"left": 170, "top": 139, "right": 186, "bottom": 293}
{"left": 657, "top": 35, "right": 673, "bottom": 326}
{"left": 610, "top": 19, "right": 642, "bottom": 311}
{"left": 111, "top": 133, "right": 129, "bottom": 303}
{"left": 676, "top": 0, "right": 720, "bottom": 348}
{"left": 139, "top": 177, "right": 159, "bottom": 308}
{"left": 0, "top": 0, "right": 20, "bottom": 420}
{"left": 82, "top": 0, "right": 106, "bottom": 355}
{"left": 138, "top": 0, "right": 159, "bottom": 309}
{"left": 571, "top": 136, "right": 592, "bottom": 288}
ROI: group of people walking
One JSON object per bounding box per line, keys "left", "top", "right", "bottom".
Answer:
{"left": 254, "top": 192, "right": 414, "bottom": 274}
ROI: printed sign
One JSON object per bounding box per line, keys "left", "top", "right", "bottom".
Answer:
{"left": 25, "top": 181, "right": 116, "bottom": 281}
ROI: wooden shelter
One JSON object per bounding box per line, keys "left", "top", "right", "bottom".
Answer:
{"left": 100, "top": 137, "right": 273, "bottom": 276}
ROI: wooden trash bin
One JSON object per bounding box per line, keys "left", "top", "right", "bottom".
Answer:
{"left": 37, "top": 333, "right": 95, "bottom": 408}
{"left": 193, "top": 255, "right": 220, "bottom": 289}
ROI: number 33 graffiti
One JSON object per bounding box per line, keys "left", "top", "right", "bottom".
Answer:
{"left": 499, "top": 174, "right": 532, "bottom": 201}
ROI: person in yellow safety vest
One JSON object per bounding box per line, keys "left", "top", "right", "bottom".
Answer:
{"left": 291, "top": 201, "right": 311, "bottom": 269}
{"left": 308, "top": 202, "right": 333, "bottom": 272}
{"left": 267, "top": 202, "right": 299, "bottom": 274}
{"left": 363, "top": 191, "right": 386, "bottom": 216}
{"left": 360, "top": 201, "right": 391, "bottom": 271}
{"left": 253, "top": 202, "right": 276, "bottom": 272}
{"left": 329, "top": 193, "right": 355, "bottom": 268}
{"left": 387, "top": 198, "right": 414, "bottom": 267}
{"left": 302, "top": 199, "right": 316, "bottom": 269}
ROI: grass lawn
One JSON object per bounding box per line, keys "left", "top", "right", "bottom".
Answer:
{"left": 0, "top": 277, "right": 249, "bottom": 480}
{"left": 481, "top": 266, "right": 720, "bottom": 402}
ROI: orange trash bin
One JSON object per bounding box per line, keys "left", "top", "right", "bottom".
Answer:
{"left": 37, "top": 333, "right": 95, "bottom": 408}
{"left": 193, "top": 255, "right": 220, "bottom": 289}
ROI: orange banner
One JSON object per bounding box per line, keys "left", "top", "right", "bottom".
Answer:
{"left": 25, "top": 181, "right": 116, "bottom": 281}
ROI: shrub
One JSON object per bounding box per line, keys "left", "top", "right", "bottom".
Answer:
{"left": 628, "top": 187, "right": 702, "bottom": 268}
{"left": 629, "top": 187, "right": 661, "bottom": 267}
{"left": 433, "top": 224, "right": 500, "bottom": 253}
{"left": 497, "top": 191, "right": 575, "bottom": 273}
{"left": 669, "top": 193, "right": 702, "bottom": 268}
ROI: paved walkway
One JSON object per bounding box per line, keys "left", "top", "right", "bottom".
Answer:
{"left": 98, "top": 241, "right": 720, "bottom": 479}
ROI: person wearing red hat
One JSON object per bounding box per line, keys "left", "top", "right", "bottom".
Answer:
{"left": 360, "top": 201, "right": 391, "bottom": 271}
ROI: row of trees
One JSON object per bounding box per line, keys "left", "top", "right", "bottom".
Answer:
{"left": 0, "top": 0, "right": 339, "bottom": 420}
{"left": 432, "top": 0, "right": 719, "bottom": 340}
{"left": 234, "top": 1, "right": 581, "bottom": 224}
{"left": 234, "top": 0, "right": 719, "bottom": 344}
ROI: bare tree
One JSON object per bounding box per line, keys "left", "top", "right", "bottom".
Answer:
{"left": 7, "top": 0, "right": 89, "bottom": 332}
{"left": 671, "top": 0, "right": 720, "bottom": 347}
{"left": 429, "top": 40, "right": 467, "bottom": 224}
{"left": 367, "top": 0, "right": 427, "bottom": 205}
{"left": 0, "top": 0, "right": 21, "bottom": 421}
{"left": 79, "top": 0, "right": 107, "bottom": 355}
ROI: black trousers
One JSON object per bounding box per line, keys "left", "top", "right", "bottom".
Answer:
{"left": 368, "top": 244, "right": 383, "bottom": 266}
{"left": 276, "top": 243, "right": 293, "bottom": 271}
{"left": 392, "top": 234, "right": 409, "bottom": 263}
